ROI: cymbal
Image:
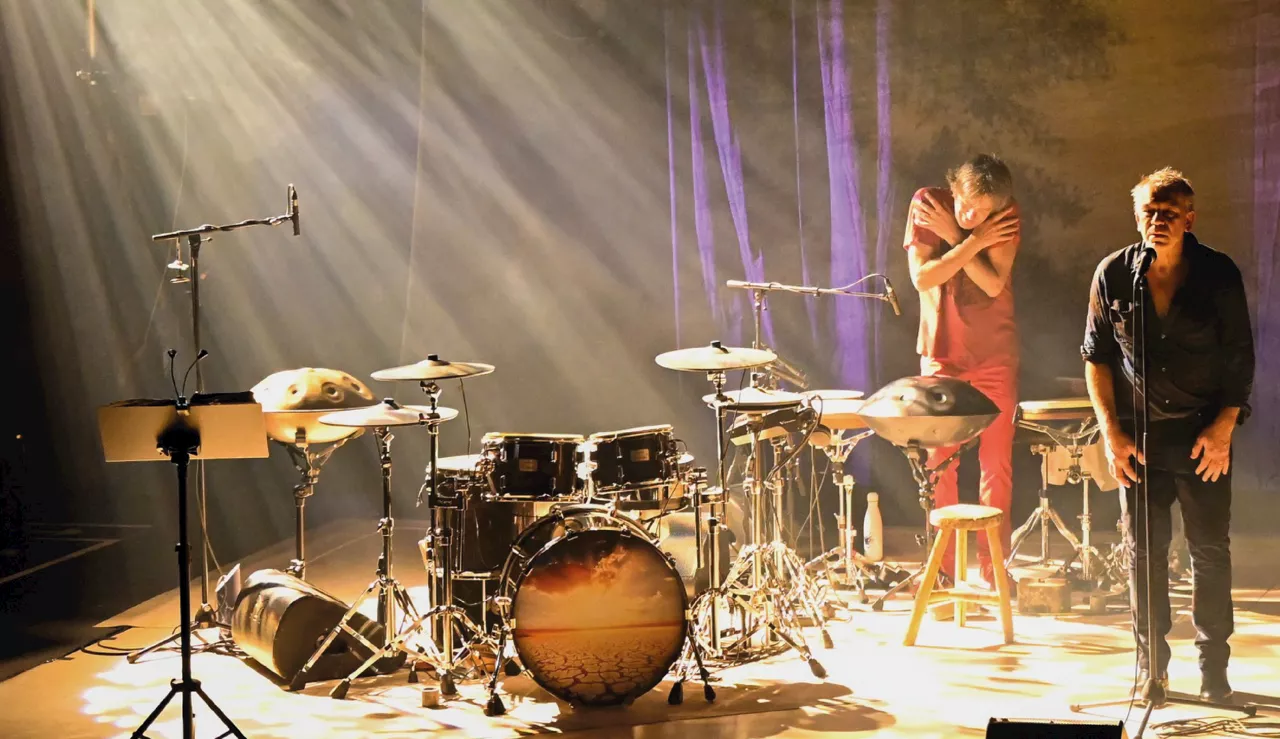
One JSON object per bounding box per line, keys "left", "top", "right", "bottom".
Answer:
{"left": 858, "top": 376, "right": 999, "bottom": 448}
{"left": 656, "top": 341, "right": 776, "bottom": 372}
{"left": 319, "top": 400, "right": 459, "bottom": 428}
{"left": 703, "top": 386, "right": 803, "bottom": 412}
{"left": 371, "top": 354, "right": 495, "bottom": 382}
{"left": 252, "top": 368, "right": 376, "bottom": 445}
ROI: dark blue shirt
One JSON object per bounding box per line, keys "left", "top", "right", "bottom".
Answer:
{"left": 1081, "top": 233, "right": 1254, "bottom": 426}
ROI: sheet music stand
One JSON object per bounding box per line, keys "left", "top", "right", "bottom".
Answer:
{"left": 99, "top": 392, "right": 267, "bottom": 739}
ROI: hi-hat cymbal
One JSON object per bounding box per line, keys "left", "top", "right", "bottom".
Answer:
{"left": 252, "top": 367, "right": 376, "bottom": 444}
{"left": 858, "top": 376, "right": 998, "bottom": 448}
{"left": 703, "top": 386, "right": 804, "bottom": 412}
{"left": 371, "top": 354, "right": 495, "bottom": 382}
{"left": 319, "top": 400, "right": 459, "bottom": 428}
{"left": 656, "top": 341, "right": 776, "bottom": 372}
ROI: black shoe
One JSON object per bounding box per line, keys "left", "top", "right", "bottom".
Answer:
{"left": 1199, "top": 667, "right": 1233, "bottom": 703}
{"left": 1133, "top": 669, "right": 1168, "bottom": 703}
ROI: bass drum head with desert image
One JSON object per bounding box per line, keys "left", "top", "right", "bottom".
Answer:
{"left": 499, "top": 505, "right": 687, "bottom": 707}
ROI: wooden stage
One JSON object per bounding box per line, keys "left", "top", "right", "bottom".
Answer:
{"left": 2, "top": 519, "right": 1278, "bottom": 739}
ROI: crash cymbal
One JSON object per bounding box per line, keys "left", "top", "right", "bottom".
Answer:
{"left": 656, "top": 341, "right": 776, "bottom": 372}
{"left": 319, "top": 399, "right": 458, "bottom": 428}
{"left": 857, "top": 376, "right": 999, "bottom": 448}
{"left": 703, "top": 386, "right": 804, "bottom": 412}
{"left": 252, "top": 368, "right": 376, "bottom": 444}
{"left": 371, "top": 354, "right": 495, "bottom": 382}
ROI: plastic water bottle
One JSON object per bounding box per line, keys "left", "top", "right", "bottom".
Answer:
{"left": 863, "top": 493, "right": 884, "bottom": 562}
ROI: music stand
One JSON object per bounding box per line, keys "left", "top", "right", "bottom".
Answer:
{"left": 99, "top": 392, "right": 267, "bottom": 739}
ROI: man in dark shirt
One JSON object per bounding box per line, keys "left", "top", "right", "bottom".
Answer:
{"left": 1081, "top": 168, "right": 1254, "bottom": 703}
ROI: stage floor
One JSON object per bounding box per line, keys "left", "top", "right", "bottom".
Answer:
{"left": 2, "top": 519, "right": 1279, "bottom": 739}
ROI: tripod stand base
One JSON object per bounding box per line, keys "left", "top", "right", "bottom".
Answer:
{"left": 131, "top": 678, "right": 247, "bottom": 739}
{"left": 127, "top": 606, "right": 220, "bottom": 664}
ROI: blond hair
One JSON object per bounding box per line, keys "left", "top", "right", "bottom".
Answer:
{"left": 1132, "top": 167, "right": 1195, "bottom": 210}
{"left": 946, "top": 154, "right": 1013, "bottom": 201}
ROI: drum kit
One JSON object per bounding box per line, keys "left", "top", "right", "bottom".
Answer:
{"left": 241, "top": 334, "right": 1009, "bottom": 710}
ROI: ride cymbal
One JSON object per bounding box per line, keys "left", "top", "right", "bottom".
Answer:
{"left": 371, "top": 354, "right": 495, "bottom": 382}
{"left": 703, "top": 386, "right": 804, "bottom": 411}
{"left": 319, "top": 399, "right": 458, "bottom": 428}
{"left": 656, "top": 341, "right": 776, "bottom": 372}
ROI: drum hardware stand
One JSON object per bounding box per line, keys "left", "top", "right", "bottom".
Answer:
{"left": 403, "top": 380, "right": 494, "bottom": 697}
{"left": 281, "top": 430, "right": 352, "bottom": 579}
{"left": 689, "top": 416, "right": 829, "bottom": 675}
{"left": 291, "top": 424, "right": 415, "bottom": 697}
{"left": 1006, "top": 421, "right": 1103, "bottom": 584}
{"left": 870, "top": 440, "right": 972, "bottom": 612}
{"left": 668, "top": 625, "right": 717, "bottom": 705}
{"left": 805, "top": 429, "right": 883, "bottom": 602}
{"left": 1070, "top": 249, "right": 1254, "bottom": 736}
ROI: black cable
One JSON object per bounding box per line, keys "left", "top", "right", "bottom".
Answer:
{"left": 459, "top": 378, "right": 471, "bottom": 457}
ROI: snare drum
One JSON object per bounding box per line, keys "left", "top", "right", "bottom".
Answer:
{"left": 496, "top": 504, "right": 687, "bottom": 707}
{"left": 482, "top": 433, "right": 584, "bottom": 500}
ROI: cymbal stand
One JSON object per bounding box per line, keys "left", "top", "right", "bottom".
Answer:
{"left": 403, "top": 380, "right": 492, "bottom": 697}
{"left": 871, "top": 441, "right": 971, "bottom": 612}
{"left": 281, "top": 430, "right": 354, "bottom": 579}
{"left": 1006, "top": 419, "right": 1102, "bottom": 583}
{"left": 689, "top": 413, "right": 828, "bottom": 676}
{"left": 291, "top": 425, "right": 417, "bottom": 697}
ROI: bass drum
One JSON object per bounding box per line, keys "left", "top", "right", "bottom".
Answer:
{"left": 497, "top": 505, "right": 687, "bottom": 707}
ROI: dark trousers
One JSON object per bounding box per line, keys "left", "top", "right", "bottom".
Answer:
{"left": 1121, "top": 461, "right": 1233, "bottom": 675}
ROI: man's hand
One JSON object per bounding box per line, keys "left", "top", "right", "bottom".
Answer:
{"left": 1191, "top": 419, "right": 1233, "bottom": 482}
{"left": 913, "top": 192, "right": 964, "bottom": 245}
{"left": 970, "top": 208, "right": 1019, "bottom": 250}
{"left": 1104, "top": 427, "right": 1144, "bottom": 486}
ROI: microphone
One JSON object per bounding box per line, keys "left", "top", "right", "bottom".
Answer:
{"left": 884, "top": 279, "right": 902, "bottom": 316}
{"left": 288, "top": 184, "right": 300, "bottom": 236}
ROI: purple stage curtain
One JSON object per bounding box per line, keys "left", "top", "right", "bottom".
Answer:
{"left": 818, "top": 0, "right": 871, "bottom": 392}
{"left": 792, "top": 0, "right": 819, "bottom": 344}
{"left": 872, "top": 0, "right": 893, "bottom": 387}
{"left": 1246, "top": 1, "right": 1280, "bottom": 492}
{"left": 697, "top": 4, "right": 773, "bottom": 347}
{"left": 688, "top": 22, "right": 720, "bottom": 326}
{"left": 665, "top": 8, "right": 684, "bottom": 348}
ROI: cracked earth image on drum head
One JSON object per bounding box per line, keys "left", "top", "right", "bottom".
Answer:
{"left": 511, "top": 529, "right": 687, "bottom": 707}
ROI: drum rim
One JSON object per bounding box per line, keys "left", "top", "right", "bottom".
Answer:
{"left": 1018, "top": 397, "right": 1093, "bottom": 411}
{"left": 587, "top": 424, "right": 675, "bottom": 441}
{"left": 505, "top": 514, "right": 688, "bottom": 706}
{"left": 482, "top": 432, "right": 586, "bottom": 442}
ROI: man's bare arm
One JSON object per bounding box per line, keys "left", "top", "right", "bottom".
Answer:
{"left": 1084, "top": 361, "right": 1122, "bottom": 434}
{"left": 907, "top": 238, "right": 985, "bottom": 292}
{"left": 1086, "top": 360, "right": 1142, "bottom": 484}
{"left": 961, "top": 241, "right": 1017, "bottom": 298}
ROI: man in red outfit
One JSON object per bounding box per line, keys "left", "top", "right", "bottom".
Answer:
{"left": 902, "top": 154, "right": 1021, "bottom": 589}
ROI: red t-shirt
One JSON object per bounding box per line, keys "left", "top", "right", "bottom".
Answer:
{"left": 903, "top": 187, "right": 1019, "bottom": 371}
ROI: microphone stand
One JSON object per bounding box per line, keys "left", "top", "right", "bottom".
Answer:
{"left": 1070, "top": 247, "right": 1253, "bottom": 734}
{"left": 130, "top": 189, "right": 299, "bottom": 661}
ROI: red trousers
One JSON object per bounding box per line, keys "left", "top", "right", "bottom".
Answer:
{"left": 921, "top": 358, "right": 1018, "bottom": 583}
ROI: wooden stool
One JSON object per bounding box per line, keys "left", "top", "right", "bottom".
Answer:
{"left": 904, "top": 504, "right": 1014, "bottom": 646}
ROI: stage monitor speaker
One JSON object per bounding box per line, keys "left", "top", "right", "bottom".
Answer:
{"left": 987, "top": 718, "right": 1128, "bottom": 738}
{"left": 230, "top": 569, "right": 403, "bottom": 686}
